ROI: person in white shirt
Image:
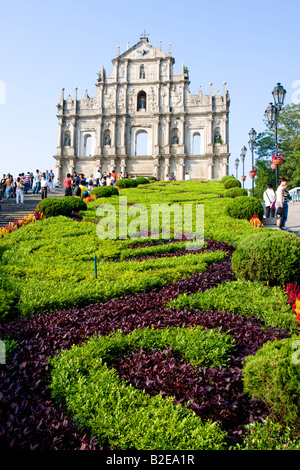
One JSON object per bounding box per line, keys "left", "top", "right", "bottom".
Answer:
{"left": 32, "top": 170, "right": 41, "bottom": 194}
{"left": 40, "top": 174, "right": 49, "bottom": 199}
{"left": 185, "top": 172, "right": 191, "bottom": 181}
{"left": 95, "top": 169, "right": 101, "bottom": 186}
{"left": 263, "top": 184, "right": 276, "bottom": 218}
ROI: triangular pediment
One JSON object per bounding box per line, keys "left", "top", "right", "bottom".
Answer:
{"left": 113, "top": 40, "right": 171, "bottom": 63}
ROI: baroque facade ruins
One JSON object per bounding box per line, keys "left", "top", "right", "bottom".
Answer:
{"left": 53, "top": 36, "right": 230, "bottom": 181}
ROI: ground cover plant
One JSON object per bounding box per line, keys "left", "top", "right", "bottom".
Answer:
{"left": 0, "top": 179, "right": 299, "bottom": 450}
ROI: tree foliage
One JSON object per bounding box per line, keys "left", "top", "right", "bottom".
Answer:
{"left": 254, "top": 103, "right": 300, "bottom": 194}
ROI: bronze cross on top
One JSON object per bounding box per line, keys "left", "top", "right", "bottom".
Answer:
{"left": 140, "top": 29, "right": 149, "bottom": 39}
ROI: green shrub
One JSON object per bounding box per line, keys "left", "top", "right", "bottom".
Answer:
{"left": 134, "top": 177, "right": 150, "bottom": 185}
{"left": 226, "top": 196, "right": 264, "bottom": 220}
{"left": 49, "top": 330, "right": 228, "bottom": 450}
{"left": 224, "top": 187, "right": 248, "bottom": 198}
{"left": 224, "top": 177, "right": 242, "bottom": 189}
{"left": 167, "top": 279, "right": 298, "bottom": 331}
{"left": 60, "top": 196, "right": 87, "bottom": 214}
{"left": 231, "top": 231, "right": 300, "bottom": 286}
{"left": 90, "top": 186, "right": 119, "bottom": 198}
{"left": 116, "top": 178, "right": 138, "bottom": 188}
{"left": 243, "top": 335, "right": 300, "bottom": 425}
{"left": 38, "top": 197, "right": 87, "bottom": 218}
{"left": 233, "top": 418, "right": 300, "bottom": 450}
{"left": 0, "top": 288, "right": 18, "bottom": 323}
{"left": 221, "top": 175, "right": 235, "bottom": 184}
{"left": 147, "top": 176, "right": 157, "bottom": 181}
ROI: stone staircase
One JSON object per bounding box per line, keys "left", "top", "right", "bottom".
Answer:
{"left": 0, "top": 189, "right": 65, "bottom": 228}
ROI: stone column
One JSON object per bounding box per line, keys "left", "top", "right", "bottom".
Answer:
{"left": 153, "top": 117, "right": 160, "bottom": 157}
{"left": 111, "top": 117, "right": 116, "bottom": 155}
{"left": 120, "top": 158, "right": 127, "bottom": 177}
{"left": 177, "top": 158, "right": 185, "bottom": 181}
{"left": 222, "top": 156, "right": 228, "bottom": 177}
{"left": 207, "top": 161, "right": 213, "bottom": 180}
{"left": 153, "top": 158, "right": 159, "bottom": 180}
{"left": 56, "top": 117, "right": 63, "bottom": 154}
{"left": 95, "top": 116, "right": 103, "bottom": 155}
{"left": 164, "top": 157, "right": 170, "bottom": 180}
{"left": 55, "top": 159, "right": 62, "bottom": 182}
{"left": 120, "top": 116, "right": 126, "bottom": 155}
{"left": 164, "top": 117, "right": 170, "bottom": 154}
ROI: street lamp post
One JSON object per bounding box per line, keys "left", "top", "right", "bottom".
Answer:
{"left": 248, "top": 128, "right": 257, "bottom": 197}
{"left": 235, "top": 158, "right": 239, "bottom": 179}
{"left": 265, "top": 82, "right": 286, "bottom": 187}
{"left": 240, "top": 146, "right": 247, "bottom": 188}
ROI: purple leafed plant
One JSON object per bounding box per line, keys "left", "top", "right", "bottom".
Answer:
{"left": 0, "top": 243, "right": 289, "bottom": 450}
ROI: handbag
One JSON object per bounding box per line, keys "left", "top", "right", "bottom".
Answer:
{"left": 277, "top": 206, "right": 284, "bottom": 216}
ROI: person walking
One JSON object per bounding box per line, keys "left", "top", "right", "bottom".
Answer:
{"left": 276, "top": 178, "right": 293, "bottom": 230}
{"left": 24, "top": 172, "right": 31, "bottom": 194}
{"left": 110, "top": 169, "right": 118, "bottom": 187}
{"left": 41, "top": 174, "right": 49, "bottom": 199}
{"left": 15, "top": 177, "right": 24, "bottom": 204}
{"left": 5, "top": 174, "right": 12, "bottom": 199}
{"left": 263, "top": 184, "right": 276, "bottom": 218}
{"left": 64, "top": 173, "right": 73, "bottom": 196}
{"left": 32, "top": 170, "right": 41, "bottom": 194}
{"left": 1, "top": 174, "right": 6, "bottom": 199}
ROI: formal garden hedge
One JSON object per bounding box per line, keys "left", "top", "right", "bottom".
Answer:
{"left": 0, "top": 179, "right": 299, "bottom": 451}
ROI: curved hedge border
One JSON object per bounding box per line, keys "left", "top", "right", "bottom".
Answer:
{"left": 49, "top": 326, "right": 235, "bottom": 450}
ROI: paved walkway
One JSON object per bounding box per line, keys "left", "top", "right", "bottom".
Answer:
{"left": 0, "top": 189, "right": 65, "bottom": 227}
{"left": 263, "top": 201, "right": 300, "bottom": 236}
{"left": 285, "top": 201, "right": 300, "bottom": 236}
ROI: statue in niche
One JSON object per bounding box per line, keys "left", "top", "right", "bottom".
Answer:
{"left": 214, "top": 129, "right": 223, "bottom": 144}
{"left": 64, "top": 132, "right": 71, "bottom": 147}
{"left": 104, "top": 133, "right": 111, "bottom": 146}
{"left": 172, "top": 133, "right": 179, "bottom": 145}
{"left": 138, "top": 92, "right": 146, "bottom": 110}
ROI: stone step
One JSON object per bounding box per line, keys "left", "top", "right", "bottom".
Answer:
{"left": 0, "top": 189, "right": 65, "bottom": 228}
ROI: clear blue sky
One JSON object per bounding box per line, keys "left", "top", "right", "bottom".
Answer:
{"left": 0, "top": 0, "right": 299, "bottom": 187}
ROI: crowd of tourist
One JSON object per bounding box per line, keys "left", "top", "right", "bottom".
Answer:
{"left": 0, "top": 168, "right": 294, "bottom": 230}
{"left": 0, "top": 170, "right": 57, "bottom": 204}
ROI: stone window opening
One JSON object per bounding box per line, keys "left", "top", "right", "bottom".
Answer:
{"left": 192, "top": 132, "right": 201, "bottom": 155}
{"left": 135, "top": 130, "right": 149, "bottom": 156}
{"left": 83, "top": 134, "right": 92, "bottom": 156}
{"left": 137, "top": 90, "right": 146, "bottom": 111}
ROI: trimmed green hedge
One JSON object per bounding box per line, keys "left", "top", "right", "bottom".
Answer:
{"left": 226, "top": 196, "right": 264, "bottom": 220}
{"left": 220, "top": 175, "right": 235, "bottom": 184}
{"left": 116, "top": 178, "right": 139, "bottom": 188}
{"left": 224, "top": 177, "right": 242, "bottom": 189}
{"left": 134, "top": 177, "right": 150, "bottom": 185}
{"left": 38, "top": 197, "right": 87, "bottom": 218}
{"left": 90, "top": 186, "right": 119, "bottom": 198}
{"left": 224, "top": 187, "right": 248, "bottom": 198}
{"left": 243, "top": 335, "right": 300, "bottom": 426}
{"left": 231, "top": 231, "right": 300, "bottom": 286}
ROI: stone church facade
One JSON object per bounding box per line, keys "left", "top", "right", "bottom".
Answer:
{"left": 53, "top": 36, "right": 230, "bottom": 181}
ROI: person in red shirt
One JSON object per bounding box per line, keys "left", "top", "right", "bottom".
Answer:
{"left": 64, "top": 173, "right": 73, "bottom": 196}
{"left": 110, "top": 170, "right": 118, "bottom": 186}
